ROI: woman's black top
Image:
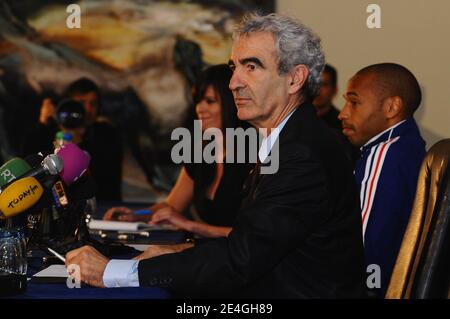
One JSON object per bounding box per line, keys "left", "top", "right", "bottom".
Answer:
{"left": 184, "top": 161, "right": 252, "bottom": 227}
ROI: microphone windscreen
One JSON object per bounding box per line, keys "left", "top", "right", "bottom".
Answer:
{"left": 56, "top": 143, "right": 91, "bottom": 185}
{"left": 0, "top": 158, "right": 32, "bottom": 188}
{"left": 43, "top": 154, "right": 64, "bottom": 175}
{"left": 0, "top": 176, "right": 44, "bottom": 218}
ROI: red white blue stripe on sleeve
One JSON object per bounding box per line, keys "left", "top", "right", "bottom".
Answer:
{"left": 360, "top": 136, "right": 400, "bottom": 241}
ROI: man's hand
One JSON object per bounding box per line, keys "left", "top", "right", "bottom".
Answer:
{"left": 103, "top": 203, "right": 171, "bottom": 222}
{"left": 103, "top": 206, "right": 149, "bottom": 222}
{"left": 149, "top": 206, "right": 191, "bottom": 231}
{"left": 65, "top": 246, "right": 109, "bottom": 288}
{"left": 103, "top": 206, "right": 134, "bottom": 221}
{"left": 39, "top": 98, "right": 56, "bottom": 124}
{"left": 133, "top": 243, "right": 194, "bottom": 261}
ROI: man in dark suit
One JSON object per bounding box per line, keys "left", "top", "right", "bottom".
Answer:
{"left": 66, "top": 13, "right": 365, "bottom": 298}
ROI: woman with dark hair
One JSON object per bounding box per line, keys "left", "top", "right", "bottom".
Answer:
{"left": 105, "top": 64, "right": 252, "bottom": 238}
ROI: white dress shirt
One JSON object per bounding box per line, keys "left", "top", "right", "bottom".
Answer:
{"left": 258, "top": 110, "right": 295, "bottom": 163}
{"left": 103, "top": 259, "right": 140, "bottom": 288}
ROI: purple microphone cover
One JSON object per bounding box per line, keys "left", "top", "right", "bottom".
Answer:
{"left": 56, "top": 143, "right": 91, "bottom": 184}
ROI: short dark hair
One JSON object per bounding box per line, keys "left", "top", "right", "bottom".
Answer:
{"left": 64, "top": 77, "right": 100, "bottom": 97}
{"left": 323, "top": 64, "right": 337, "bottom": 88}
{"left": 356, "top": 63, "right": 422, "bottom": 116}
{"left": 63, "top": 77, "right": 102, "bottom": 113}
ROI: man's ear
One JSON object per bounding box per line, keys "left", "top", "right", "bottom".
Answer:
{"left": 288, "top": 65, "right": 309, "bottom": 95}
{"left": 384, "top": 96, "right": 403, "bottom": 119}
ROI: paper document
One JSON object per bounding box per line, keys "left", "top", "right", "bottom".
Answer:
{"left": 126, "top": 244, "right": 151, "bottom": 252}
{"left": 33, "top": 265, "right": 68, "bottom": 278}
{"left": 88, "top": 219, "right": 176, "bottom": 231}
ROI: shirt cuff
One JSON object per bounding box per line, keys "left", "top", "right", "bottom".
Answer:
{"left": 103, "top": 259, "right": 140, "bottom": 288}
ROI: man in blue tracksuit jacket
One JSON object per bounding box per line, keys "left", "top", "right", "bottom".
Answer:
{"left": 339, "top": 63, "right": 426, "bottom": 297}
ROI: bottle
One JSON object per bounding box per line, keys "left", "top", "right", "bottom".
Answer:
{"left": 53, "top": 131, "right": 73, "bottom": 152}
{"left": 63, "top": 132, "right": 72, "bottom": 144}
{"left": 53, "top": 131, "right": 65, "bottom": 150}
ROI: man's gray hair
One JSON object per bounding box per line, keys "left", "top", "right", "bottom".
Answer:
{"left": 233, "top": 13, "right": 325, "bottom": 100}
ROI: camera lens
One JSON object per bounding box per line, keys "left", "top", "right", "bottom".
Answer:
{"left": 56, "top": 99, "right": 85, "bottom": 129}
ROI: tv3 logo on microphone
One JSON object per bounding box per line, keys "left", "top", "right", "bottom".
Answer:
{"left": 52, "top": 181, "right": 69, "bottom": 207}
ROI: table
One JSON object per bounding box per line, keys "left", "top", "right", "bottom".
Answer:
{"left": 4, "top": 202, "right": 190, "bottom": 299}
{"left": 13, "top": 283, "right": 170, "bottom": 299}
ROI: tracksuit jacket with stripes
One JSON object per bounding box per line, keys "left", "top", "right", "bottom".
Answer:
{"left": 355, "top": 118, "right": 426, "bottom": 295}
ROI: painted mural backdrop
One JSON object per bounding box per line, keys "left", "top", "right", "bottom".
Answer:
{"left": 0, "top": 0, "right": 274, "bottom": 193}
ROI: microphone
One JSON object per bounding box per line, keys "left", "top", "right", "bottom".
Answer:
{"left": 22, "top": 154, "right": 64, "bottom": 181}
{"left": 24, "top": 153, "right": 45, "bottom": 168}
{"left": 23, "top": 153, "right": 69, "bottom": 209}
{"left": 0, "top": 156, "right": 62, "bottom": 221}
{"left": 18, "top": 144, "right": 91, "bottom": 212}
{"left": 55, "top": 143, "right": 90, "bottom": 185}
{"left": 0, "top": 158, "right": 32, "bottom": 188}
{"left": 0, "top": 176, "right": 44, "bottom": 219}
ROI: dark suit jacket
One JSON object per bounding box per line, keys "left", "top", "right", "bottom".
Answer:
{"left": 138, "top": 103, "right": 366, "bottom": 298}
